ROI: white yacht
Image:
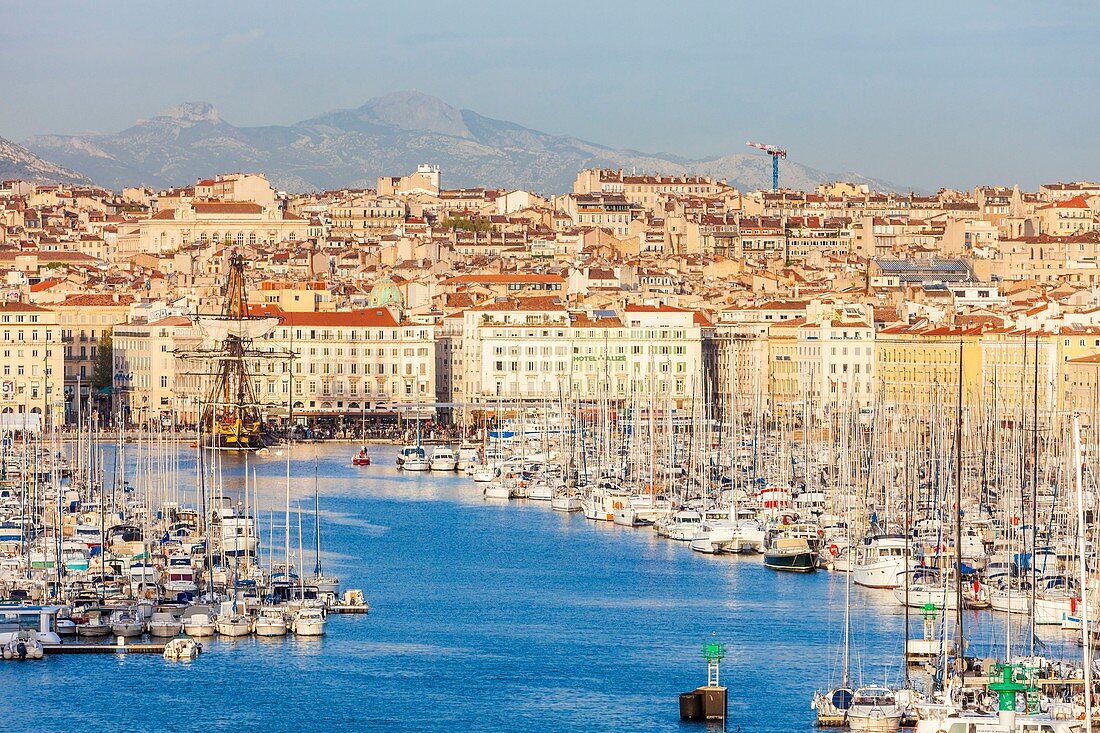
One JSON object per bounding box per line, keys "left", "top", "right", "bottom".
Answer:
{"left": 551, "top": 490, "right": 583, "bottom": 512}
{"left": 845, "top": 686, "right": 904, "bottom": 732}
{"left": 663, "top": 509, "right": 704, "bottom": 541}
{"left": 853, "top": 535, "right": 913, "bottom": 589}
{"left": 147, "top": 611, "right": 183, "bottom": 637}
{"left": 429, "top": 447, "right": 458, "bottom": 471}
{"left": 397, "top": 445, "right": 424, "bottom": 466}
{"left": 402, "top": 454, "right": 430, "bottom": 472}
{"left": 183, "top": 612, "right": 216, "bottom": 637}
{"left": 456, "top": 444, "right": 481, "bottom": 473}
{"left": 164, "top": 553, "right": 198, "bottom": 595}
{"left": 109, "top": 608, "right": 144, "bottom": 638}
{"left": 483, "top": 479, "right": 513, "bottom": 500}
{"left": 472, "top": 465, "right": 497, "bottom": 483}
{"left": 292, "top": 607, "right": 326, "bottom": 636}
{"left": 253, "top": 607, "right": 289, "bottom": 637}
{"left": 215, "top": 613, "right": 252, "bottom": 637}
{"left": 915, "top": 713, "right": 1082, "bottom": 733}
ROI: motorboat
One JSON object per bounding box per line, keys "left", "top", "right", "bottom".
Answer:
{"left": 292, "top": 607, "right": 326, "bottom": 636}
{"left": 764, "top": 535, "right": 817, "bottom": 572}
{"left": 551, "top": 490, "right": 583, "bottom": 512}
{"left": 845, "top": 686, "right": 904, "bottom": 732}
{"left": 663, "top": 510, "right": 704, "bottom": 541}
{"left": 472, "top": 466, "right": 497, "bottom": 483}
{"left": 109, "top": 608, "right": 144, "bottom": 638}
{"left": 252, "top": 607, "right": 289, "bottom": 637}
{"left": 163, "top": 637, "right": 202, "bottom": 660}
{"left": 402, "top": 455, "right": 430, "bottom": 472}
{"left": 762, "top": 520, "right": 820, "bottom": 572}
{"left": 690, "top": 519, "right": 762, "bottom": 554}
{"left": 75, "top": 613, "right": 111, "bottom": 638}
{"left": 164, "top": 553, "right": 198, "bottom": 596}
{"left": 183, "top": 613, "right": 216, "bottom": 637}
{"left": 352, "top": 448, "right": 371, "bottom": 466}
{"left": 483, "top": 480, "right": 512, "bottom": 500}
{"left": 215, "top": 602, "right": 252, "bottom": 637}
{"left": 396, "top": 445, "right": 424, "bottom": 466}
{"left": 456, "top": 444, "right": 481, "bottom": 473}
{"left": 429, "top": 447, "right": 457, "bottom": 472}
{"left": 0, "top": 605, "right": 65, "bottom": 646}
{"left": 852, "top": 535, "right": 913, "bottom": 589}
{"left": 147, "top": 611, "right": 183, "bottom": 637}
{"left": 2, "top": 630, "right": 44, "bottom": 660}
{"left": 583, "top": 485, "right": 631, "bottom": 522}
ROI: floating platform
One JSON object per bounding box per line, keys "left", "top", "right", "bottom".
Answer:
{"left": 329, "top": 604, "right": 370, "bottom": 614}
{"left": 48, "top": 642, "right": 167, "bottom": 654}
{"left": 815, "top": 713, "right": 846, "bottom": 727}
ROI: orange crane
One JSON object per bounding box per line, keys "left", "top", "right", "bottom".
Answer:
{"left": 746, "top": 141, "right": 787, "bottom": 191}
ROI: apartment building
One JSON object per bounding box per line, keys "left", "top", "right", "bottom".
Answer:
{"left": 459, "top": 298, "right": 710, "bottom": 410}
{"left": 0, "top": 302, "right": 63, "bottom": 424}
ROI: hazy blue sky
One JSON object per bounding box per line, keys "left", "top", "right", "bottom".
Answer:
{"left": 1, "top": 1, "right": 1096, "bottom": 190}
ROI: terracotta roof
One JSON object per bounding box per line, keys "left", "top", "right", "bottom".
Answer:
{"left": 192, "top": 201, "right": 264, "bottom": 215}
{"left": 56, "top": 294, "right": 136, "bottom": 307}
{"left": 277, "top": 308, "right": 401, "bottom": 328}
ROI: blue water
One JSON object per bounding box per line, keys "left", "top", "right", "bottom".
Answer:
{"left": 1, "top": 444, "right": 1081, "bottom": 732}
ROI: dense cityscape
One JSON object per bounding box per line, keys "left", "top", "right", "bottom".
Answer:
{"left": 2, "top": 169, "right": 1100, "bottom": 431}
{"left": 5, "top": 3, "right": 1100, "bottom": 732}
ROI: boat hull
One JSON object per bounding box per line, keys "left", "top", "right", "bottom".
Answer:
{"left": 763, "top": 551, "right": 817, "bottom": 572}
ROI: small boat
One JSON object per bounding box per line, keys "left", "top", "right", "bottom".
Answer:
{"left": 852, "top": 535, "right": 913, "bottom": 589}
{"left": 351, "top": 448, "right": 371, "bottom": 466}
{"left": 147, "top": 611, "right": 183, "bottom": 638}
{"left": 483, "top": 480, "right": 512, "bottom": 500}
{"left": 183, "top": 613, "right": 216, "bottom": 637}
{"left": 292, "top": 607, "right": 326, "bottom": 636}
{"left": 109, "top": 609, "right": 144, "bottom": 638}
{"left": 845, "top": 686, "right": 904, "bottom": 732}
{"left": 2, "top": 630, "right": 44, "bottom": 660}
{"left": 396, "top": 445, "right": 424, "bottom": 466}
{"left": 402, "top": 455, "right": 430, "bottom": 472}
{"left": 472, "top": 466, "right": 497, "bottom": 483}
{"left": 216, "top": 613, "right": 253, "bottom": 637}
{"left": 252, "top": 608, "right": 289, "bottom": 637}
{"left": 429, "top": 447, "right": 457, "bottom": 471}
{"left": 456, "top": 444, "right": 481, "bottom": 473}
{"left": 551, "top": 491, "right": 583, "bottom": 512}
{"left": 76, "top": 614, "right": 112, "bottom": 638}
{"left": 163, "top": 637, "right": 202, "bottom": 660}
{"left": 763, "top": 536, "right": 818, "bottom": 572}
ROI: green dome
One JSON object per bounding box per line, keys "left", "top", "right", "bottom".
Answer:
{"left": 368, "top": 276, "right": 404, "bottom": 307}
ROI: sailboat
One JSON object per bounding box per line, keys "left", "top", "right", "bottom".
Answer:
{"left": 308, "top": 459, "right": 340, "bottom": 601}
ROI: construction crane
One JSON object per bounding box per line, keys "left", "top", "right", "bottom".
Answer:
{"left": 746, "top": 141, "right": 787, "bottom": 191}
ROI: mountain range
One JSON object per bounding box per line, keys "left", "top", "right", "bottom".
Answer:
{"left": 0, "top": 135, "right": 93, "bottom": 186}
{"left": 19, "top": 91, "right": 906, "bottom": 194}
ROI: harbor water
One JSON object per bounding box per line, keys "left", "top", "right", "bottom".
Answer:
{"left": 1, "top": 444, "right": 1081, "bottom": 732}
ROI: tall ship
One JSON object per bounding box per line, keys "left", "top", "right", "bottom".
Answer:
{"left": 180, "top": 252, "right": 283, "bottom": 451}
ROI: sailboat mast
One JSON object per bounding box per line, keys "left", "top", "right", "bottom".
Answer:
{"left": 1072, "top": 412, "right": 1092, "bottom": 728}
{"left": 953, "top": 338, "right": 965, "bottom": 685}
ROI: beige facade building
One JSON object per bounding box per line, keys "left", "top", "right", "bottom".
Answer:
{"left": 0, "top": 302, "right": 63, "bottom": 424}
{"left": 134, "top": 201, "right": 309, "bottom": 255}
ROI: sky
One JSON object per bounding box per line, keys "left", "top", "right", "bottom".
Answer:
{"left": 1, "top": 0, "right": 1097, "bottom": 190}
